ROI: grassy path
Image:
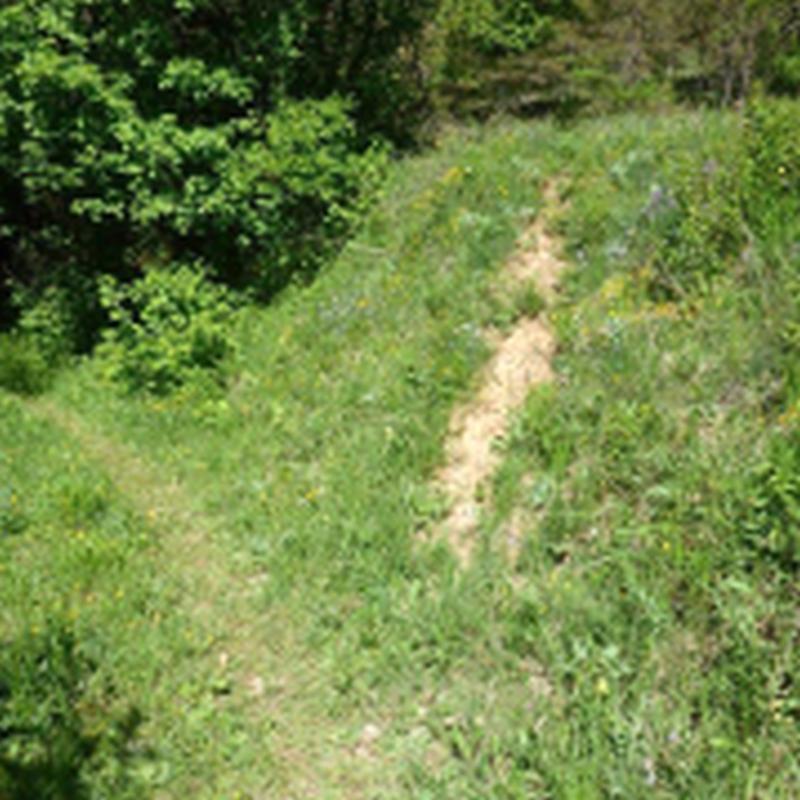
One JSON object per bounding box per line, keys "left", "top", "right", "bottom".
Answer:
{"left": 26, "top": 399, "right": 394, "bottom": 799}
{"left": 12, "top": 125, "right": 561, "bottom": 798}
{"left": 9, "top": 110, "right": 800, "bottom": 797}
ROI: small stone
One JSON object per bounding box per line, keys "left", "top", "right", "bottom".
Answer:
{"left": 360, "top": 723, "right": 381, "bottom": 744}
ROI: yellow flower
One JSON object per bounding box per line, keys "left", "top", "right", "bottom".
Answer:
{"left": 778, "top": 404, "right": 800, "bottom": 429}
{"left": 595, "top": 677, "right": 610, "bottom": 696}
{"left": 441, "top": 166, "right": 464, "bottom": 186}
{"left": 599, "top": 274, "right": 628, "bottom": 302}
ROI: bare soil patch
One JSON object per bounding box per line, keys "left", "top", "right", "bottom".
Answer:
{"left": 432, "top": 183, "right": 567, "bottom": 565}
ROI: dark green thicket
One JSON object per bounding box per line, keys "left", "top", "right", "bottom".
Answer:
{"left": 0, "top": 1, "right": 430, "bottom": 364}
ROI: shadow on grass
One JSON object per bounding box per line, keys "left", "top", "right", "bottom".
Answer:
{"left": 0, "top": 625, "right": 145, "bottom": 800}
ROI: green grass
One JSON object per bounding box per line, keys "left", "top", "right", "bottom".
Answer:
{"left": 491, "top": 109, "right": 800, "bottom": 797}
{"left": 3, "top": 106, "right": 800, "bottom": 798}
{"left": 0, "top": 394, "right": 182, "bottom": 797}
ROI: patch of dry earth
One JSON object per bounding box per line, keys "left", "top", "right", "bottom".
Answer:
{"left": 432, "top": 183, "right": 567, "bottom": 565}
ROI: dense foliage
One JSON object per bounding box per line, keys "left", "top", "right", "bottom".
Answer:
{"left": 96, "top": 265, "right": 237, "bottom": 395}
{"left": 0, "top": 0, "right": 425, "bottom": 362}
{"left": 431, "top": 0, "right": 800, "bottom": 116}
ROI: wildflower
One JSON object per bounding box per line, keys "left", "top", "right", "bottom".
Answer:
{"left": 595, "top": 677, "right": 610, "bottom": 696}
{"left": 599, "top": 274, "right": 627, "bottom": 302}
{"left": 778, "top": 404, "right": 800, "bottom": 429}
{"left": 652, "top": 302, "right": 679, "bottom": 320}
{"left": 441, "top": 166, "right": 464, "bottom": 186}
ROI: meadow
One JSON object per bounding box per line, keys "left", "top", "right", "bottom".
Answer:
{"left": 2, "top": 101, "right": 799, "bottom": 798}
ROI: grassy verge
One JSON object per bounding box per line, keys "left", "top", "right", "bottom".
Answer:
{"left": 26, "top": 122, "right": 557, "bottom": 797}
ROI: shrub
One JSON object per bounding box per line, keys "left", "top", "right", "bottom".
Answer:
{"left": 0, "top": 484, "right": 26, "bottom": 537}
{"left": 634, "top": 143, "right": 749, "bottom": 298}
{"left": 164, "top": 97, "right": 389, "bottom": 298}
{"left": 744, "top": 432, "right": 800, "bottom": 573}
{"left": 631, "top": 100, "right": 800, "bottom": 299}
{"left": 0, "top": 0, "right": 421, "bottom": 350}
{"left": 0, "top": 334, "right": 52, "bottom": 395}
{"left": 97, "top": 265, "right": 236, "bottom": 395}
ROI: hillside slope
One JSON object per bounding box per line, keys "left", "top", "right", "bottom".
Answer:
{"left": 3, "top": 106, "right": 799, "bottom": 798}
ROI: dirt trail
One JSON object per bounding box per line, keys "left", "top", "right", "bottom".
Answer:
{"left": 433, "top": 183, "right": 567, "bottom": 565}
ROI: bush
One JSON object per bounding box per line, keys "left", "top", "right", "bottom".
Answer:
{"left": 626, "top": 135, "right": 749, "bottom": 299}
{"left": 0, "top": 1, "right": 412, "bottom": 350}
{"left": 163, "top": 96, "right": 389, "bottom": 297}
{"left": 744, "top": 432, "right": 800, "bottom": 573}
{"left": 0, "top": 484, "right": 26, "bottom": 537}
{"left": 0, "top": 335, "right": 52, "bottom": 395}
{"left": 97, "top": 265, "right": 236, "bottom": 395}
{"left": 660, "top": 157, "right": 748, "bottom": 291}
{"left": 629, "top": 100, "right": 800, "bottom": 299}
